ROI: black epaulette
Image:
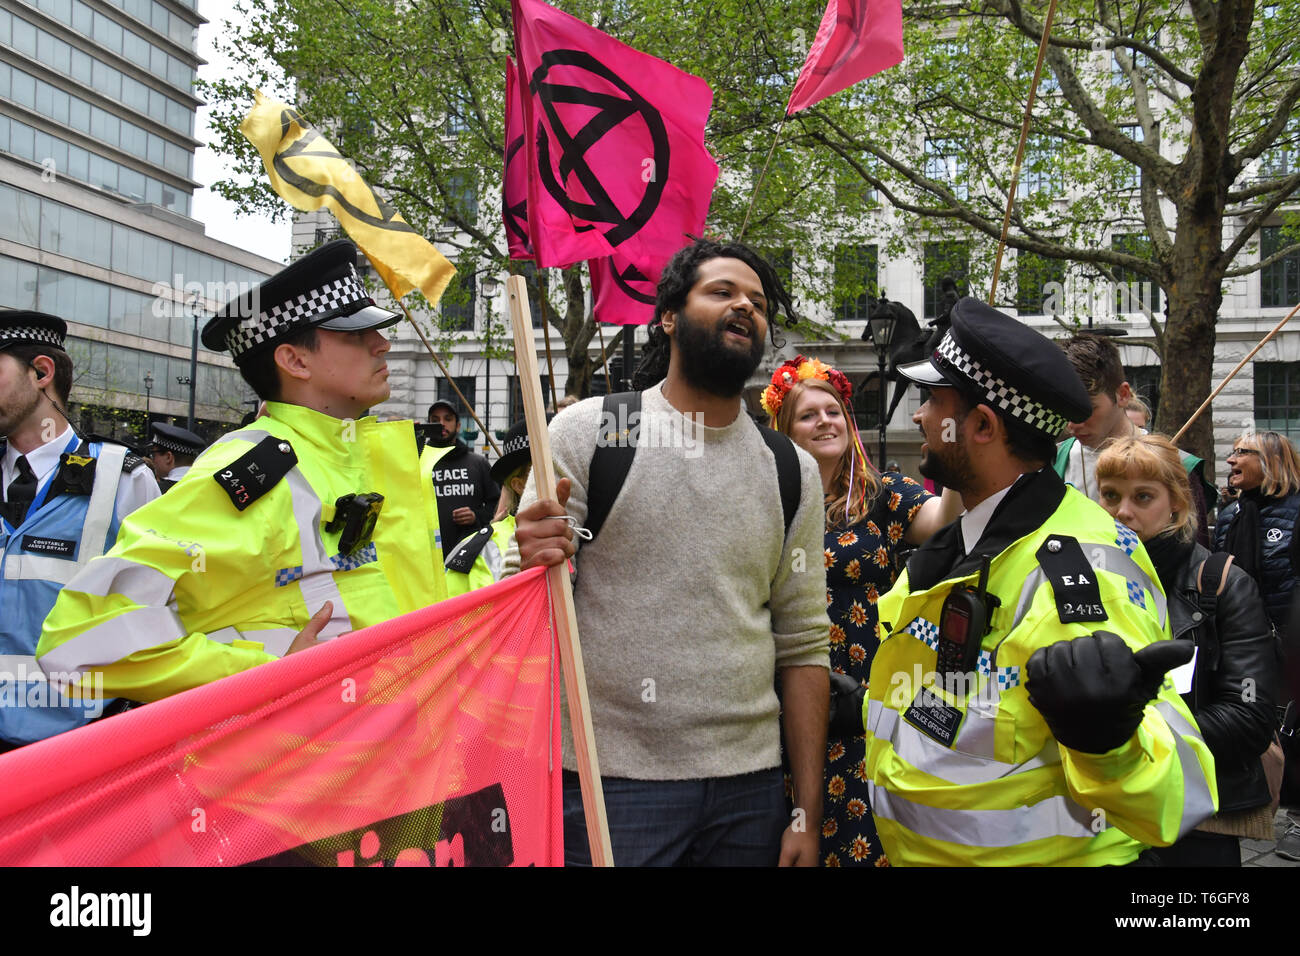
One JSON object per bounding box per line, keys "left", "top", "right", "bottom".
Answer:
{"left": 123, "top": 452, "right": 149, "bottom": 473}
{"left": 212, "top": 436, "right": 298, "bottom": 511}
{"left": 445, "top": 526, "right": 494, "bottom": 574}
{"left": 1036, "top": 534, "right": 1107, "bottom": 624}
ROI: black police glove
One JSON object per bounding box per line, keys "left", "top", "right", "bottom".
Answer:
{"left": 829, "top": 672, "right": 867, "bottom": 738}
{"left": 1025, "top": 632, "right": 1193, "bottom": 755}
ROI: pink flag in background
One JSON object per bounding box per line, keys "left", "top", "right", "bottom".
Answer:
{"left": 0, "top": 569, "right": 561, "bottom": 867}
{"left": 504, "top": 59, "right": 534, "bottom": 260}
{"left": 511, "top": 0, "right": 719, "bottom": 272}
{"left": 590, "top": 253, "right": 657, "bottom": 325}
{"left": 786, "top": 0, "right": 905, "bottom": 114}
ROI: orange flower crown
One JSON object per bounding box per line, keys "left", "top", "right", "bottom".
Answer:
{"left": 760, "top": 355, "right": 853, "bottom": 419}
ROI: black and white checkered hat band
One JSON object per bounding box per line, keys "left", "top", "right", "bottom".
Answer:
{"left": 0, "top": 326, "right": 63, "bottom": 348}
{"left": 152, "top": 436, "right": 198, "bottom": 454}
{"left": 225, "top": 267, "right": 372, "bottom": 359}
{"left": 935, "top": 331, "right": 1070, "bottom": 437}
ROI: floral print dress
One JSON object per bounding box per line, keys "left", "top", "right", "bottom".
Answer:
{"left": 818, "top": 472, "right": 932, "bottom": 866}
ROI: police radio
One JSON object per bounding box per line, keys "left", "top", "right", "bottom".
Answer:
{"left": 936, "top": 556, "right": 998, "bottom": 679}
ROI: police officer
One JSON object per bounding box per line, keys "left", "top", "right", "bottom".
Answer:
{"left": 854, "top": 297, "right": 1216, "bottom": 866}
{"left": 0, "top": 311, "right": 160, "bottom": 749}
{"left": 38, "top": 240, "right": 449, "bottom": 702}
{"left": 147, "top": 422, "right": 206, "bottom": 492}
{"left": 424, "top": 399, "right": 498, "bottom": 557}
{"left": 443, "top": 417, "right": 533, "bottom": 596}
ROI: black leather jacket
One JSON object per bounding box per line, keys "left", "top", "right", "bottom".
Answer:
{"left": 1163, "top": 541, "right": 1278, "bottom": 813}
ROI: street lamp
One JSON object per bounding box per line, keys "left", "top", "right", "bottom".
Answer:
{"left": 480, "top": 275, "right": 503, "bottom": 450}
{"left": 185, "top": 292, "right": 202, "bottom": 430}
{"left": 866, "top": 310, "right": 898, "bottom": 466}
{"left": 143, "top": 370, "right": 154, "bottom": 423}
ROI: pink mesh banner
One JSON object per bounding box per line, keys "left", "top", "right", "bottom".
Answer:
{"left": 0, "top": 568, "right": 561, "bottom": 867}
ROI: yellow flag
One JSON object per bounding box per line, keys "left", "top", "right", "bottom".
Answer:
{"left": 241, "top": 90, "right": 455, "bottom": 306}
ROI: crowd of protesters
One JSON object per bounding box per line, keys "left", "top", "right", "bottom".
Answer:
{"left": 2, "top": 237, "right": 1297, "bottom": 867}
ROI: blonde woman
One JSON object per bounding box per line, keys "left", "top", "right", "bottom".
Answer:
{"left": 1214, "top": 431, "right": 1300, "bottom": 632}
{"left": 765, "top": 355, "right": 959, "bottom": 866}
{"left": 1097, "top": 435, "right": 1278, "bottom": 866}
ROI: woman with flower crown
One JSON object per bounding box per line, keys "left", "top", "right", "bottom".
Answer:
{"left": 766, "top": 355, "right": 961, "bottom": 866}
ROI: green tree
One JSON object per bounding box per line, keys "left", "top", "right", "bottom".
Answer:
{"left": 787, "top": 0, "right": 1300, "bottom": 458}
{"left": 200, "top": 0, "right": 855, "bottom": 398}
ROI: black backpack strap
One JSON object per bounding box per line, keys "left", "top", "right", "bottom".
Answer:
{"left": 1193, "top": 552, "right": 1233, "bottom": 674}
{"left": 585, "top": 391, "right": 641, "bottom": 545}
{"left": 756, "top": 425, "right": 800, "bottom": 538}
{"left": 1195, "top": 552, "right": 1233, "bottom": 614}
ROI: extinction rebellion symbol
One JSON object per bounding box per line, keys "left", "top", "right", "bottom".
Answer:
{"left": 809, "top": 3, "right": 866, "bottom": 78}
{"left": 529, "top": 50, "right": 670, "bottom": 248}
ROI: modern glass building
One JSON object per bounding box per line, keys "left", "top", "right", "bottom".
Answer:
{"left": 0, "top": 0, "right": 283, "bottom": 440}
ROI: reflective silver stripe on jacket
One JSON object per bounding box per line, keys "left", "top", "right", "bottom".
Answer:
{"left": 1154, "top": 700, "right": 1218, "bottom": 838}
{"left": 867, "top": 783, "right": 1097, "bottom": 847}
{"left": 2, "top": 444, "right": 126, "bottom": 585}
{"left": 39, "top": 606, "right": 188, "bottom": 673}
{"left": 0, "top": 654, "right": 43, "bottom": 682}
{"left": 215, "top": 430, "right": 351, "bottom": 639}
{"left": 483, "top": 540, "right": 503, "bottom": 582}
{"left": 1008, "top": 543, "right": 1167, "bottom": 634}
{"left": 867, "top": 697, "right": 1059, "bottom": 786}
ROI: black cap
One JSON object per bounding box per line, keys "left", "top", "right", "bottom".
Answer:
{"left": 428, "top": 398, "right": 459, "bottom": 420}
{"left": 149, "top": 422, "right": 206, "bottom": 457}
{"left": 0, "top": 311, "right": 67, "bottom": 353}
{"left": 203, "top": 240, "right": 399, "bottom": 363}
{"left": 491, "top": 418, "right": 538, "bottom": 484}
{"left": 897, "top": 297, "right": 1091, "bottom": 439}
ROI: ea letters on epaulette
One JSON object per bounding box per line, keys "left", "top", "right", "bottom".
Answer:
{"left": 1036, "top": 534, "right": 1107, "bottom": 623}
{"left": 213, "top": 436, "right": 297, "bottom": 512}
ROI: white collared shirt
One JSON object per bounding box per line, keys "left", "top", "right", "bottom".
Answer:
{"left": 959, "top": 482, "right": 1017, "bottom": 555}
{"left": 3, "top": 425, "right": 160, "bottom": 520}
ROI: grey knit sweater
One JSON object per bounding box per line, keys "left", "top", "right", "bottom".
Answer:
{"left": 504, "top": 383, "right": 829, "bottom": 780}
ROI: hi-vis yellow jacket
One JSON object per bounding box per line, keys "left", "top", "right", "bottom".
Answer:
{"left": 866, "top": 470, "right": 1217, "bottom": 866}
{"left": 37, "top": 403, "right": 447, "bottom": 702}
{"left": 444, "top": 514, "right": 516, "bottom": 598}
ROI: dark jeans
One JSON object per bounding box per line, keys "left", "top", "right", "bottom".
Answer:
{"left": 562, "top": 768, "right": 787, "bottom": 867}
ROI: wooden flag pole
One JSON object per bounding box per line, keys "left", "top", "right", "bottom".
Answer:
{"left": 394, "top": 300, "right": 501, "bottom": 457}
{"left": 1173, "top": 300, "right": 1300, "bottom": 445}
{"left": 988, "top": 0, "right": 1060, "bottom": 305}
{"left": 596, "top": 319, "right": 612, "bottom": 388}
{"left": 737, "top": 111, "right": 790, "bottom": 244}
{"left": 505, "top": 274, "right": 614, "bottom": 867}
{"left": 538, "top": 268, "right": 560, "bottom": 410}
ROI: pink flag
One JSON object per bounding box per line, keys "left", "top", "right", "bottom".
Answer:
{"left": 786, "top": 0, "right": 905, "bottom": 115}
{"left": 503, "top": 59, "right": 534, "bottom": 260}
{"left": 511, "top": 0, "right": 719, "bottom": 272}
{"left": 590, "top": 254, "right": 657, "bottom": 325}
{"left": 0, "top": 570, "right": 561, "bottom": 866}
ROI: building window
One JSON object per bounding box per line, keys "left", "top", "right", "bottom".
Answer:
{"left": 1125, "top": 364, "right": 1161, "bottom": 425}
{"left": 1110, "top": 234, "right": 1162, "bottom": 314}
{"left": 512, "top": 261, "right": 545, "bottom": 329}
{"left": 923, "top": 241, "right": 968, "bottom": 319}
{"left": 440, "top": 272, "right": 476, "bottom": 332}
{"left": 435, "top": 376, "right": 476, "bottom": 421}
{"left": 1254, "top": 362, "right": 1300, "bottom": 441}
{"left": 834, "top": 244, "right": 878, "bottom": 322}
{"left": 1016, "top": 137, "right": 1062, "bottom": 199}
{"left": 1015, "top": 251, "right": 1066, "bottom": 315}
{"left": 924, "top": 139, "right": 967, "bottom": 199}
{"left": 446, "top": 170, "right": 478, "bottom": 227}
{"left": 1261, "top": 226, "right": 1300, "bottom": 308}
{"left": 507, "top": 375, "right": 550, "bottom": 424}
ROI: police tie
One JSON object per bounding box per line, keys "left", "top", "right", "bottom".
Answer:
{"left": 3, "top": 456, "right": 36, "bottom": 527}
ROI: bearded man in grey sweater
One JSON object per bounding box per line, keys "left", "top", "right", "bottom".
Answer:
{"left": 509, "top": 240, "right": 830, "bottom": 867}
